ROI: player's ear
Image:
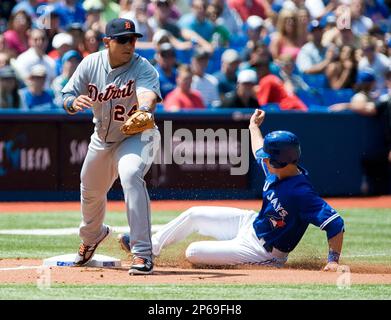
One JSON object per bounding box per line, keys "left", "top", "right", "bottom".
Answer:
{"left": 103, "top": 37, "right": 110, "bottom": 48}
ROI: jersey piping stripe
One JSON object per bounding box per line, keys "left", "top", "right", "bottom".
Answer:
{"left": 261, "top": 160, "right": 268, "bottom": 176}
{"left": 100, "top": 51, "right": 109, "bottom": 75}
{"left": 319, "top": 213, "right": 340, "bottom": 230}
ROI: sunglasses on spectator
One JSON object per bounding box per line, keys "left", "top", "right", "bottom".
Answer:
{"left": 112, "top": 35, "right": 136, "bottom": 44}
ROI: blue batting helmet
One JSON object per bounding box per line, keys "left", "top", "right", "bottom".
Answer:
{"left": 258, "top": 131, "right": 301, "bottom": 168}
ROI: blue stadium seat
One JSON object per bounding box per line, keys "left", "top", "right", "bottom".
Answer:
{"left": 206, "top": 47, "right": 225, "bottom": 74}
{"left": 260, "top": 103, "right": 281, "bottom": 112}
{"left": 135, "top": 48, "right": 156, "bottom": 61}
{"left": 176, "top": 49, "right": 193, "bottom": 64}
{"left": 319, "top": 88, "right": 355, "bottom": 106}
{"left": 301, "top": 73, "right": 329, "bottom": 89}
{"left": 296, "top": 89, "right": 323, "bottom": 106}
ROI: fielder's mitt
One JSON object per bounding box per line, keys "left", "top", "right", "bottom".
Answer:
{"left": 120, "top": 110, "right": 155, "bottom": 135}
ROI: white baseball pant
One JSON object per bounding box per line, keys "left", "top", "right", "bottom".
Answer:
{"left": 152, "top": 206, "right": 288, "bottom": 266}
{"left": 79, "top": 129, "right": 160, "bottom": 259}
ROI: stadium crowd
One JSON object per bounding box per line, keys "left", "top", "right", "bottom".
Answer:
{"left": 0, "top": 0, "right": 390, "bottom": 112}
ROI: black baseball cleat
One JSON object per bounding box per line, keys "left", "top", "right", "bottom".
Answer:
{"left": 129, "top": 256, "right": 153, "bottom": 275}
{"left": 74, "top": 226, "right": 112, "bottom": 266}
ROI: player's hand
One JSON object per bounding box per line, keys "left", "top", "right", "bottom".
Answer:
{"left": 323, "top": 261, "right": 339, "bottom": 272}
{"left": 73, "top": 95, "right": 93, "bottom": 111}
{"left": 249, "top": 109, "right": 265, "bottom": 129}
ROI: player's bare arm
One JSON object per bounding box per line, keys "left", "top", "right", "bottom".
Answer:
{"left": 63, "top": 95, "right": 93, "bottom": 114}
{"left": 137, "top": 90, "right": 159, "bottom": 113}
{"left": 249, "top": 109, "right": 265, "bottom": 157}
{"left": 324, "top": 231, "right": 344, "bottom": 272}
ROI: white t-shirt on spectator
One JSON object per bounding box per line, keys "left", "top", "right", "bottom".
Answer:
{"left": 359, "top": 53, "right": 391, "bottom": 90}
{"left": 305, "top": 0, "right": 325, "bottom": 18}
{"left": 14, "top": 48, "right": 56, "bottom": 89}
{"left": 296, "top": 42, "right": 327, "bottom": 73}
{"left": 192, "top": 73, "right": 221, "bottom": 108}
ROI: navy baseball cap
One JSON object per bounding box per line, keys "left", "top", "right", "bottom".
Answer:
{"left": 307, "top": 19, "right": 325, "bottom": 32}
{"left": 105, "top": 18, "right": 143, "bottom": 38}
{"left": 356, "top": 69, "right": 376, "bottom": 84}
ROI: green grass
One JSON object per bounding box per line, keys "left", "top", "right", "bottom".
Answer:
{"left": 0, "top": 207, "right": 390, "bottom": 299}
{"left": 0, "top": 284, "right": 390, "bottom": 300}
{"left": 0, "top": 210, "right": 178, "bottom": 229}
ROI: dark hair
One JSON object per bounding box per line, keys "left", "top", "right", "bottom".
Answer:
{"left": 0, "top": 77, "right": 19, "bottom": 109}
{"left": 8, "top": 10, "right": 32, "bottom": 31}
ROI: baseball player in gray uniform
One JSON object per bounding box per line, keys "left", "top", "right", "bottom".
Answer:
{"left": 62, "top": 18, "right": 161, "bottom": 275}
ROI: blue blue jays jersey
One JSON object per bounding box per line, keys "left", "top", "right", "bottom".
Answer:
{"left": 253, "top": 149, "right": 345, "bottom": 253}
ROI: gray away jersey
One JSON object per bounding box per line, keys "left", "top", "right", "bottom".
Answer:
{"left": 62, "top": 49, "right": 161, "bottom": 143}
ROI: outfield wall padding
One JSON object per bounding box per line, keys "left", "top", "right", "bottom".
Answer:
{"left": 0, "top": 109, "right": 387, "bottom": 200}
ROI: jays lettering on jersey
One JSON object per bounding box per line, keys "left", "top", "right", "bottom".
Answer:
{"left": 253, "top": 148, "right": 345, "bottom": 253}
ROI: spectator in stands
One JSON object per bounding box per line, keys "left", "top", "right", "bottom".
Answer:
{"left": 121, "top": 0, "right": 153, "bottom": 42}
{"left": 18, "top": 64, "right": 56, "bottom": 111}
{"left": 380, "top": 71, "right": 391, "bottom": 99}
{"left": 213, "top": 49, "right": 241, "bottom": 98}
{"left": 221, "top": 69, "right": 259, "bottom": 109}
{"left": 146, "top": 1, "right": 213, "bottom": 52}
{"left": 255, "top": 57, "right": 308, "bottom": 111}
{"left": 375, "top": 38, "right": 388, "bottom": 57}
{"left": 239, "top": 15, "right": 267, "bottom": 62}
{"left": 297, "top": 7, "right": 310, "bottom": 46}
{"left": 52, "top": 50, "right": 82, "bottom": 106}
{"left": 83, "top": 29, "right": 102, "bottom": 57}
{"left": 41, "top": 8, "right": 63, "bottom": 54}
{"left": 191, "top": 47, "right": 221, "bottom": 108}
{"left": 209, "top": 0, "right": 243, "bottom": 36}
{"left": 0, "top": 33, "right": 15, "bottom": 58}
{"left": 240, "top": 42, "right": 271, "bottom": 72}
{"left": 164, "top": 64, "right": 205, "bottom": 111}
{"left": 49, "top": 32, "right": 74, "bottom": 76}
{"left": 11, "top": 0, "right": 38, "bottom": 20}
{"left": 0, "top": 51, "right": 11, "bottom": 68}
{"left": 54, "top": 0, "right": 86, "bottom": 30}
{"left": 270, "top": 10, "right": 301, "bottom": 61}
{"left": 84, "top": 3, "right": 105, "bottom": 34}
{"left": 15, "top": 28, "right": 56, "bottom": 89}
{"left": 66, "top": 23, "right": 86, "bottom": 54}
{"left": 304, "top": 0, "right": 338, "bottom": 20}
{"left": 94, "top": 0, "right": 121, "bottom": 24}
{"left": 276, "top": 53, "right": 311, "bottom": 94}
{"left": 148, "top": 0, "right": 182, "bottom": 39}
{"left": 350, "top": 0, "right": 374, "bottom": 36}
{"left": 227, "top": 0, "right": 270, "bottom": 21}
{"left": 147, "top": 0, "right": 181, "bottom": 21}
{"left": 3, "top": 10, "right": 31, "bottom": 56}
{"left": 207, "top": 2, "right": 230, "bottom": 48}
{"left": 326, "top": 45, "right": 357, "bottom": 90}
{"left": 358, "top": 36, "right": 391, "bottom": 93}
{"left": 0, "top": 66, "right": 19, "bottom": 109}
{"left": 0, "top": 1, "right": 17, "bottom": 29}
{"left": 154, "top": 43, "right": 177, "bottom": 99}
{"left": 321, "top": 13, "right": 357, "bottom": 48}
{"left": 329, "top": 69, "right": 377, "bottom": 113}
{"left": 296, "top": 19, "right": 334, "bottom": 75}
{"left": 178, "top": 0, "right": 215, "bottom": 42}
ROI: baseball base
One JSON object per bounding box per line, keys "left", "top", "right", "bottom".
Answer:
{"left": 43, "top": 254, "right": 121, "bottom": 268}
